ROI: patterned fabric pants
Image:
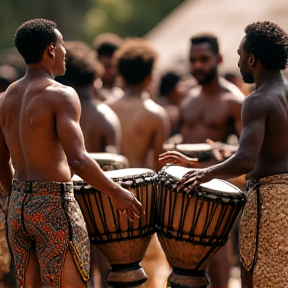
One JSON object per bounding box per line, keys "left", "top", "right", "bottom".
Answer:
{"left": 239, "top": 173, "right": 288, "bottom": 288}
{"left": 7, "top": 180, "right": 90, "bottom": 288}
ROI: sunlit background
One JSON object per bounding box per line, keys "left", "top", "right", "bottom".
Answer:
{"left": 1, "top": 0, "right": 288, "bottom": 78}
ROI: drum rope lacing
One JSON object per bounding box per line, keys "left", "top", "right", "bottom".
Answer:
{"left": 74, "top": 172, "right": 157, "bottom": 244}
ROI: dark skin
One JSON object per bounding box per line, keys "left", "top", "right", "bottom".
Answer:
{"left": 0, "top": 29, "right": 144, "bottom": 288}
{"left": 180, "top": 42, "right": 243, "bottom": 144}
{"left": 160, "top": 37, "right": 288, "bottom": 192}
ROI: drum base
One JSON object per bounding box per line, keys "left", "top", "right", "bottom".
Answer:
{"left": 107, "top": 266, "right": 148, "bottom": 288}
{"left": 169, "top": 270, "right": 208, "bottom": 288}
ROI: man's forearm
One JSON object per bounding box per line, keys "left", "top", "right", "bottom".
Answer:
{"left": 207, "top": 153, "right": 252, "bottom": 180}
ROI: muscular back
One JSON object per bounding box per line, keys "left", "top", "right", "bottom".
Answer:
{"left": 109, "top": 95, "right": 169, "bottom": 170}
{"left": 0, "top": 77, "right": 75, "bottom": 181}
{"left": 181, "top": 80, "right": 244, "bottom": 143}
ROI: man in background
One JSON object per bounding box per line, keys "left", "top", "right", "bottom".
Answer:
{"left": 57, "top": 41, "right": 121, "bottom": 154}
{"left": 93, "top": 33, "right": 124, "bottom": 103}
{"left": 179, "top": 34, "right": 245, "bottom": 288}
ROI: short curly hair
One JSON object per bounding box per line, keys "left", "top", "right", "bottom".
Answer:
{"left": 244, "top": 21, "right": 288, "bottom": 70}
{"left": 14, "top": 18, "right": 57, "bottom": 64}
{"left": 114, "top": 38, "right": 157, "bottom": 85}
{"left": 57, "top": 41, "right": 103, "bottom": 86}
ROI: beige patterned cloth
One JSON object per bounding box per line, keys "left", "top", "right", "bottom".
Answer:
{"left": 239, "top": 173, "right": 288, "bottom": 287}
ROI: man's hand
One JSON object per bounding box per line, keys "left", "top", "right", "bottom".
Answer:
{"left": 110, "top": 188, "right": 145, "bottom": 222}
{"left": 159, "top": 151, "right": 198, "bottom": 168}
{"left": 177, "top": 169, "right": 212, "bottom": 194}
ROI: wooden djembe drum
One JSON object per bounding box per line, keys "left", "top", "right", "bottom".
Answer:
{"left": 155, "top": 165, "right": 246, "bottom": 288}
{"left": 73, "top": 168, "right": 157, "bottom": 288}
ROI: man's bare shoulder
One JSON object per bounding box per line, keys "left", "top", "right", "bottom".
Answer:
{"left": 219, "top": 77, "right": 245, "bottom": 102}
{"left": 143, "top": 98, "right": 168, "bottom": 119}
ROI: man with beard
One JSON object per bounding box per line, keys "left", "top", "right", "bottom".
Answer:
{"left": 181, "top": 34, "right": 244, "bottom": 145}
{"left": 160, "top": 21, "right": 288, "bottom": 288}
{"left": 176, "top": 34, "right": 245, "bottom": 288}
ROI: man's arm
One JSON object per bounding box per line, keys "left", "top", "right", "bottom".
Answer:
{"left": 153, "top": 109, "right": 170, "bottom": 172}
{"left": 54, "top": 86, "right": 143, "bottom": 216}
{"left": 0, "top": 128, "right": 13, "bottom": 196}
{"left": 179, "top": 93, "right": 267, "bottom": 190}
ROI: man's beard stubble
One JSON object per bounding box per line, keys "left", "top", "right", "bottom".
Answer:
{"left": 193, "top": 65, "right": 218, "bottom": 85}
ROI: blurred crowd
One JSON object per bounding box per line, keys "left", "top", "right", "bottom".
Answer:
{"left": 0, "top": 29, "right": 287, "bottom": 288}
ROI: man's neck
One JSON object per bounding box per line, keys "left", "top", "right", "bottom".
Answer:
{"left": 201, "top": 76, "right": 221, "bottom": 95}
{"left": 74, "top": 85, "right": 94, "bottom": 101}
{"left": 254, "top": 70, "right": 282, "bottom": 90}
{"left": 26, "top": 64, "right": 54, "bottom": 80}
{"left": 123, "top": 85, "right": 145, "bottom": 98}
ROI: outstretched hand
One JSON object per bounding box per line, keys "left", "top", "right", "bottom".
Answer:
{"left": 177, "top": 169, "right": 212, "bottom": 195}
{"left": 159, "top": 151, "right": 198, "bottom": 168}
{"left": 110, "top": 188, "right": 145, "bottom": 222}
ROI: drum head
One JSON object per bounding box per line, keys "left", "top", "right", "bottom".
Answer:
{"left": 89, "top": 153, "right": 128, "bottom": 165}
{"left": 176, "top": 143, "right": 212, "bottom": 153}
{"left": 164, "top": 165, "right": 240, "bottom": 194}
{"left": 104, "top": 168, "right": 154, "bottom": 179}
{"left": 72, "top": 168, "right": 155, "bottom": 184}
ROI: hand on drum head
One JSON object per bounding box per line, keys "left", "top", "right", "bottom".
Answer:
{"left": 177, "top": 169, "right": 212, "bottom": 195}
{"left": 159, "top": 151, "right": 198, "bottom": 168}
{"left": 110, "top": 188, "right": 145, "bottom": 222}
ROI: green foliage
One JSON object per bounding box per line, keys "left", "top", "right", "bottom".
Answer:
{"left": 83, "top": 0, "right": 184, "bottom": 43}
{"left": 0, "top": 0, "right": 184, "bottom": 50}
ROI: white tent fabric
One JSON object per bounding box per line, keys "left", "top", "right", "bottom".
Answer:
{"left": 145, "top": 0, "right": 288, "bottom": 74}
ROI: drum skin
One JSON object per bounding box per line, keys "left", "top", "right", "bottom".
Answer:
{"left": 89, "top": 152, "right": 129, "bottom": 171}
{"left": 156, "top": 166, "right": 246, "bottom": 287}
{"left": 176, "top": 144, "right": 213, "bottom": 162}
{"left": 73, "top": 168, "right": 157, "bottom": 287}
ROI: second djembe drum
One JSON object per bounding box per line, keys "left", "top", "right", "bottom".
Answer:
{"left": 73, "top": 168, "right": 157, "bottom": 288}
{"left": 156, "top": 165, "right": 246, "bottom": 288}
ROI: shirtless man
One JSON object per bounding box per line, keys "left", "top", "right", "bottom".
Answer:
{"left": 93, "top": 33, "right": 124, "bottom": 103}
{"left": 57, "top": 41, "right": 121, "bottom": 153}
{"left": 160, "top": 21, "right": 288, "bottom": 288}
{"left": 109, "top": 38, "right": 170, "bottom": 172}
{"left": 0, "top": 19, "right": 143, "bottom": 288}
{"left": 181, "top": 34, "right": 244, "bottom": 144}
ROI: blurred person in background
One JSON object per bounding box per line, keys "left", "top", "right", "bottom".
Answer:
{"left": 57, "top": 41, "right": 121, "bottom": 154}
{"left": 93, "top": 33, "right": 124, "bottom": 103}
{"left": 178, "top": 33, "right": 245, "bottom": 288}
{"left": 109, "top": 38, "right": 171, "bottom": 288}
{"left": 109, "top": 38, "right": 170, "bottom": 172}
{"left": 180, "top": 34, "right": 244, "bottom": 146}
{"left": 0, "top": 65, "right": 18, "bottom": 288}
{"left": 0, "top": 65, "right": 18, "bottom": 93}
{"left": 157, "top": 71, "right": 188, "bottom": 137}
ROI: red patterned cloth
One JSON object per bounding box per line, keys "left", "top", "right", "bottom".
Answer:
{"left": 7, "top": 180, "right": 90, "bottom": 288}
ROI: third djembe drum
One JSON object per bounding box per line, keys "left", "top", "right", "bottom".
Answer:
{"left": 156, "top": 165, "right": 246, "bottom": 288}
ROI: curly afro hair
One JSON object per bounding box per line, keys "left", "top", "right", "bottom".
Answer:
{"left": 114, "top": 38, "right": 157, "bottom": 85}
{"left": 14, "top": 18, "right": 57, "bottom": 64}
{"left": 57, "top": 41, "right": 103, "bottom": 86}
{"left": 244, "top": 21, "right": 288, "bottom": 70}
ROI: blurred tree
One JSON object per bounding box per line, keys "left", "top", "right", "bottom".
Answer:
{"left": 83, "top": 0, "right": 184, "bottom": 42}
{"left": 0, "top": 0, "right": 184, "bottom": 49}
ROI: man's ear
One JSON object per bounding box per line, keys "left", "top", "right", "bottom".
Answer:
{"left": 47, "top": 44, "right": 56, "bottom": 59}
{"left": 249, "top": 53, "right": 256, "bottom": 66}
{"left": 217, "top": 54, "right": 223, "bottom": 64}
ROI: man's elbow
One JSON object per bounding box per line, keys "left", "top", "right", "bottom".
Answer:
{"left": 236, "top": 157, "right": 255, "bottom": 174}
{"left": 67, "top": 154, "right": 88, "bottom": 171}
